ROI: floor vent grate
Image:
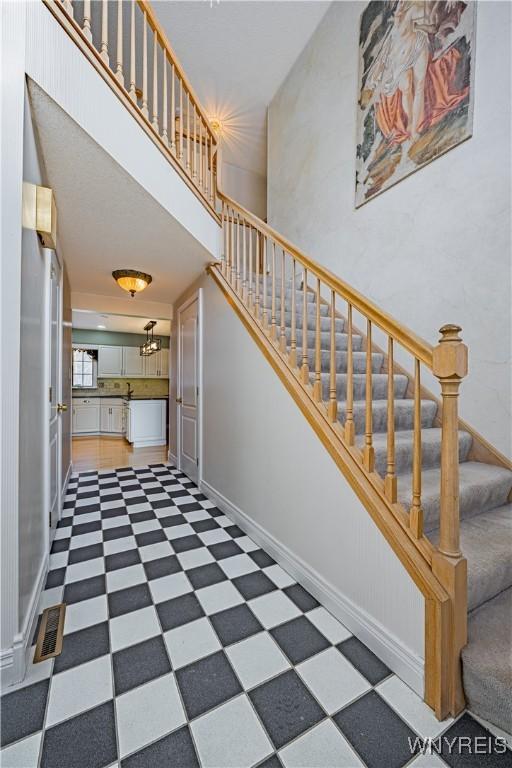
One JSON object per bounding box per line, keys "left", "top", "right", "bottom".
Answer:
{"left": 33, "top": 603, "right": 66, "bottom": 663}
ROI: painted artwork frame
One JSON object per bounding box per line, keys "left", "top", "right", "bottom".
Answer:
{"left": 355, "top": 1, "right": 477, "bottom": 207}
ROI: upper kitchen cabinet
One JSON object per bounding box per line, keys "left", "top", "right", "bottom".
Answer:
{"left": 144, "top": 348, "right": 169, "bottom": 378}
{"left": 123, "top": 346, "right": 144, "bottom": 377}
{"left": 98, "top": 345, "right": 123, "bottom": 377}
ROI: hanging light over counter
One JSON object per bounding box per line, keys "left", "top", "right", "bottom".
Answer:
{"left": 140, "top": 320, "right": 161, "bottom": 356}
{"left": 112, "top": 269, "right": 152, "bottom": 297}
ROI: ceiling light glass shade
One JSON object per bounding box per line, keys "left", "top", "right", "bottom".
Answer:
{"left": 139, "top": 320, "right": 161, "bottom": 356}
{"left": 112, "top": 270, "right": 152, "bottom": 297}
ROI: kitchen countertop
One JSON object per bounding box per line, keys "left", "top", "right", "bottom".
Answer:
{"left": 72, "top": 394, "right": 168, "bottom": 400}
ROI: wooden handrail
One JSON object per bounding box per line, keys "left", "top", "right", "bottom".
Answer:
{"left": 218, "top": 191, "right": 434, "bottom": 368}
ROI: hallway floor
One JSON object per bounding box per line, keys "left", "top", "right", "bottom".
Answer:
{"left": 1, "top": 465, "right": 510, "bottom": 768}
{"left": 71, "top": 436, "right": 169, "bottom": 473}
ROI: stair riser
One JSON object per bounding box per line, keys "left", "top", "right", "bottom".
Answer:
{"left": 317, "top": 374, "right": 409, "bottom": 401}
{"left": 306, "top": 350, "right": 383, "bottom": 374}
{"left": 338, "top": 400, "right": 438, "bottom": 434}
{"left": 287, "top": 330, "right": 363, "bottom": 351}
{"left": 279, "top": 313, "right": 344, "bottom": 333}
{"left": 371, "top": 432, "right": 472, "bottom": 476}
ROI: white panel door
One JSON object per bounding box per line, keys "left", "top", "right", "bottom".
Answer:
{"left": 123, "top": 346, "right": 144, "bottom": 377}
{"left": 48, "top": 252, "right": 61, "bottom": 534}
{"left": 178, "top": 296, "right": 199, "bottom": 481}
{"left": 98, "top": 345, "right": 123, "bottom": 377}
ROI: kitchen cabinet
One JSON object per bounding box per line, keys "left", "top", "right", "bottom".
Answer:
{"left": 100, "top": 399, "right": 124, "bottom": 434}
{"left": 143, "top": 348, "right": 169, "bottom": 378}
{"left": 72, "top": 398, "right": 100, "bottom": 434}
{"left": 97, "top": 345, "right": 165, "bottom": 378}
{"left": 98, "top": 346, "right": 123, "bottom": 377}
{"left": 123, "top": 346, "right": 144, "bottom": 377}
{"left": 125, "top": 399, "right": 166, "bottom": 447}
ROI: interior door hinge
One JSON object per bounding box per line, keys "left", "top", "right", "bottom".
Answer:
{"left": 196, "top": 457, "right": 199, "bottom": 466}
{"left": 49, "top": 386, "right": 52, "bottom": 402}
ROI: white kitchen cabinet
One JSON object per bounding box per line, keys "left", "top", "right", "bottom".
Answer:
{"left": 126, "top": 399, "right": 166, "bottom": 447}
{"left": 72, "top": 398, "right": 100, "bottom": 434}
{"left": 99, "top": 399, "right": 124, "bottom": 434}
{"left": 111, "top": 404, "right": 124, "bottom": 433}
{"left": 158, "top": 348, "right": 169, "bottom": 378}
{"left": 143, "top": 348, "right": 169, "bottom": 378}
{"left": 123, "top": 346, "right": 144, "bottom": 377}
{"left": 98, "top": 346, "right": 123, "bottom": 377}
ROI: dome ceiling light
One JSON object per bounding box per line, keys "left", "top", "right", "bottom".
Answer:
{"left": 112, "top": 269, "right": 152, "bottom": 297}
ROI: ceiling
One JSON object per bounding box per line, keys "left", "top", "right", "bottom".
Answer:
{"left": 72, "top": 310, "right": 171, "bottom": 335}
{"left": 28, "top": 81, "right": 211, "bottom": 308}
{"left": 157, "top": 1, "right": 330, "bottom": 178}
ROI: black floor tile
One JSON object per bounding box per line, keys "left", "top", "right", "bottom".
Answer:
{"left": 249, "top": 550, "right": 276, "bottom": 568}
{"left": 208, "top": 507, "right": 223, "bottom": 518}
{"left": 333, "top": 690, "right": 416, "bottom": 768}
{"left": 129, "top": 509, "right": 156, "bottom": 524}
{"left": 0, "top": 679, "right": 49, "bottom": 747}
{"left": 156, "top": 593, "right": 205, "bottom": 631}
{"left": 171, "top": 534, "right": 204, "bottom": 553}
{"left": 121, "top": 725, "right": 199, "bottom": 768}
{"left": 249, "top": 670, "right": 325, "bottom": 750}
{"left": 270, "top": 616, "right": 330, "bottom": 664}
{"left": 283, "top": 584, "right": 319, "bottom": 613}
{"left": 179, "top": 502, "right": 203, "bottom": 514}
{"left": 143, "top": 554, "right": 182, "bottom": 581}
{"left": 337, "top": 636, "right": 391, "bottom": 686}
{"left": 225, "top": 524, "right": 244, "bottom": 538}
{"left": 105, "top": 548, "right": 141, "bottom": 572}
{"left": 125, "top": 496, "right": 148, "bottom": 506}
{"left": 46, "top": 567, "right": 66, "bottom": 589}
{"left": 100, "top": 506, "right": 126, "bottom": 519}
{"left": 72, "top": 521, "right": 101, "bottom": 537}
{"left": 108, "top": 583, "right": 153, "bottom": 618}
{"left": 54, "top": 621, "right": 110, "bottom": 674}
{"left": 150, "top": 498, "right": 176, "bottom": 510}
{"left": 232, "top": 571, "right": 277, "bottom": 601}
{"left": 187, "top": 563, "right": 227, "bottom": 590}
{"left": 64, "top": 575, "right": 106, "bottom": 605}
{"left": 176, "top": 650, "right": 242, "bottom": 720}
{"left": 210, "top": 604, "right": 263, "bottom": 646}
{"left": 113, "top": 636, "right": 171, "bottom": 695}
{"left": 257, "top": 756, "right": 283, "bottom": 768}
{"left": 208, "top": 540, "right": 243, "bottom": 560}
{"left": 40, "top": 700, "right": 117, "bottom": 768}
{"left": 135, "top": 529, "right": 166, "bottom": 547}
{"left": 74, "top": 503, "right": 100, "bottom": 515}
{"left": 159, "top": 514, "right": 186, "bottom": 528}
{"left": 440, "top": 714, "right": 512, "bottom": 768}
{"left": 68, "top": 543, "right": 104, "bottom": 565}
{"left": 191, "top": 518, "right": 219, "bottom": 533}
{"left": 51, "top": 537, "right": 70, "bottom": 554}
{"left": 103, "top": 525, "right": 133, "bottom": 542}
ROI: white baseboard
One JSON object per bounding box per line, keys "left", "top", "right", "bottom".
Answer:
{"left": 1, "top": 553, "right": 48, "bottom": 688}
{"left": 200, "top": 478, "right": 425, "bottom": 698}
{"left": 168, "top": 450, "right": 178, "bottom": 467}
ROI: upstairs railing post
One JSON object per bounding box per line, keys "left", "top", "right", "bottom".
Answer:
{"left": 431, "top": 323, "right": 468, "bottom": 716}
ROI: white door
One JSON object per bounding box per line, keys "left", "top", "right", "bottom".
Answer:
{"left": 48, "top": 252, "right": 62, "bottom": 534}
{"left": 178, "top": 295, "right": 200, "bottom": 481}
{"left": 98, "top": 345, "right": 123, "bottom": 376}
{"left": 123, "top": 346, "right": 144, "bottom": 376}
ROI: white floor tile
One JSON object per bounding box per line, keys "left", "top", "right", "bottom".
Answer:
{"left": 236, "top": 536, "right": 260, "bottom": 553}
{"left": 131, "top": 519, "right": 161, "bottom": 535}
{"left": 109, "top": 605, "right": 161, "bottom": 652}
{"left": 138, "top": 541, "right": 174, "bottom": 561}
{"left": 408, "top": 754, "right": 449, "bottom": 767}
{"left": 65, "top": 558, "right": 105, "bottom": 584}
{"left": 197, "top": 528, "right": 231, "bottom": 546}
{"left": 165, "top": 524, "right": 196, "bottom": 541}
{"left": 196, "top": 581, "right": 244, "bottom": 615}
{"left": 106, "top": 564, "right": 146, "bottom": 593}
{"left": 53, "top": 526, "right": 71, "bottom": 540}
{"left": 49, "top": 551, "right": 69, "bottom": 570}
{"left": 164, "top": 617, "right": 221, "bottom": 669}
{"left": 76, "top": 496, "right": 100, "bottom": 507}
{"left": 100, "top": 499, "right": 126, "bottom": 510}
{"left": 10, "top": 653, "right": 53, "bottom": 691}
{"left": 376, "top": 676, "right": 454, "bottom": 738}
{"left": 263, "top": 564, "right": 295, "bottom": 589}
{"left": 183, "top": 509, "right": 211, "bottom": 523}
{"left": 307, "top": 607, "right": 351, "bottom": 644}
{"left": 123, "top": 502, "right": 152, "bottom": 514}
{"left": 39, "top": 587, "right": 64, "bottom": 611}
{"left": 102, "top": 515, "right": 131, "bottom": 530}
{"left": 279, "top": 718, "right": 363, "bottom": 768}
{"left": 64, "top": 594, "right": 108, "bottom": 635}
{"left": 219, "top": 554, "right": 259, "bottom": 579}
{"left": 214, "top": 515, "right": 232, "bottom": 528}
{"left": 72, "top": 511, "right": 101, "bottom": 525}
{"left": 297, "top": 647, "right": 371, "bottom": 714}
{"left": 69, "top": 531, "right": 103, "bottom": 549}
{"left": 46, "top": 655, "right": 112, "bottom": 728}
{"left": 226, "top": 632, "right": 290, "bottom": 690}
{"left": 191, "top": 694, "right": 272, "bottom": 768}
{"left": 0, "top": 731, "right": 42, "bottom": 767}
{"left": 103, "top": 536, "right": 137, "bottom": 556}
{"left": 154, "top": 507, "right": 181, "bottom": 519}
{"left": 248, "top": 591, "right": 301, "bottom": 629}
{"left": 149, "top": 571, "right": 192, "bottom": 604}
{"left": 177, "top": 547, "right": 215, "bottom": 570}
{"left": 116, "top": 673, "right": 186, "bottom": 759}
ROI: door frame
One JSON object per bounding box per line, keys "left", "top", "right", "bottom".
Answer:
{"left": 176, "top": 289, "right": 203, "bottom": 483}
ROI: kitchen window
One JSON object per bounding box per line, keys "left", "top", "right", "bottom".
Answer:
{"left": 72, "top": 348, "right": 97, "bottom": 388}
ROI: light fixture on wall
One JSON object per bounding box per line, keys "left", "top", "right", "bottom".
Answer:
{"left": 112, "top": 269, "right": 152, "bottom": 297}
{"left": 140, "top": 321, "right": 161, "bottom": 356}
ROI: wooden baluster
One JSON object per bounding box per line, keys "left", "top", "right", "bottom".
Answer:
{"left": 186, "top": 92, "right": 191, "bottom": 173}
{"left": 62, "top": 0, "right": 73, "bottom": 16}
{"left": 270, "top": 242, "right": 277, "bottom": 341}
{"left": 162, "top": 51, "right": 168, "bottom": 146}
{"left": 344, "top": 304, "right": 355, "bottom": 445}
{"left": 289, "top": 259, "right": 297, "bottom": 367}
{"left": 385, "top": 337, "right": 397, "bottom": 501}
{"left": 230, "top": 208, "right": 236, "bottom": 285}
{"left": 204, "top": 137, "right": 209, "bottom": 199}
{"left": 170, "top": 64, "right": 176, "bottom": 155}
{"left": 328, "top": 290, "right": 337, "bottom": 421}
{"left": 151, "top": 30, "right": 159, "bottom": 131}
{"left": 410, "top": 358, "right": 423, "bottom": 537}
{"left": 178, "top": 80, "right": 183, "bottom": 161}
{"left": 141, "top": 11, "right": 149, "bottom": 118}
{"left": 279, "top": 250, "right": 287, "bottom": 353}
{"left": 242, "top": 221, "right": 247, "bottom": 301}
{"left": 128, "top": 1, "right": 136, "bottom": 101}
{"left": 363, "top": 319, "right": 375, "bottom": 471}
{"left": 198, "top": 120, "right": 203, "bottom": 190}
{"left": 236, "top": 213, "right": 241, "bottom": 293}
{"left": 248, "top": 226, "right": 254, "bottom": 311}
{"left": 209, "top": 141, "right": 215, "bottom": 205}
{"left": 191, "top": 108, "right": 196, "bottom": 179}
{"left": 100, "top": 0, "right": 109, "bottom": 65}
{"left": 254, "top": 231, "right": 260, "bottom": 320}
{"left": 301, "top": 268, "right": 309, "bottom": 384}
{"left": 82, "top": 0, "right": 92, "bottom": 41}
{"left": 221, "top": 201, "right": 226, "bottom": 275}
{"left": 262, "top": 237, "right": 268, "bottom": 329}
{"left": 313, "top": 278, "right": 322, "bottom": 401}
{"left": 115, "top": 0, "right": 124, "bottom": 86}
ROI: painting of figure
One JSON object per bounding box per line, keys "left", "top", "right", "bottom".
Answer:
{"left": 355, "top": 1, "right": 476, "bottom": 206}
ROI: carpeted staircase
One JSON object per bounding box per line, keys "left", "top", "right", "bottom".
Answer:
{"left": 263, "top": 280, "right": 512, "bottom": 734}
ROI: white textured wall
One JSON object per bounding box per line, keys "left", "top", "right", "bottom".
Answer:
{"left": 268, "top": 1, "right": 511, "bottom": 457}
{"left": 170, "top": 275, "right": 425, "bottom": 691}
{"left": 221, "top": 161, "right": 267, "bottom": 219}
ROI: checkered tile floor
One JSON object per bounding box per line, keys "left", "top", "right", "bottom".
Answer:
{"left": 1, "top": 464, "right": 511, "bottom": 768}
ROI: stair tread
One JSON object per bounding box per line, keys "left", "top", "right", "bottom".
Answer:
{"left": 461, "top": 586, "right": 512, "bottom": 734}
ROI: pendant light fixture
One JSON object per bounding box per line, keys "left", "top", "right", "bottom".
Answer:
{"left": 140, "top": 321, "right": 161, "bottom": 356}
{"left": 112, "top": 269, "right": 152, "bottom": 297}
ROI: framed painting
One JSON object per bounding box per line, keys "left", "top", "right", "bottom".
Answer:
{"left": 355, "top": 1, "right": 476, "bottom": 207}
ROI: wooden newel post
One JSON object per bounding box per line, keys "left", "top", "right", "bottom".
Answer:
{"left": 432, "top": 324, "right": 468, "bottom": 558}
{"left": 431, "top": 323, "right": 468, "bottom": 717}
